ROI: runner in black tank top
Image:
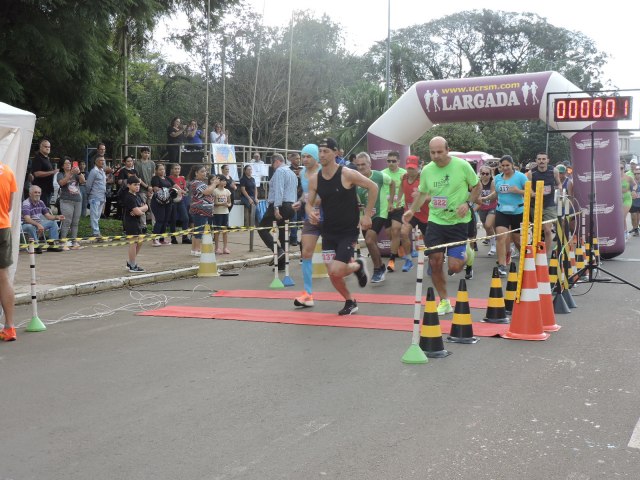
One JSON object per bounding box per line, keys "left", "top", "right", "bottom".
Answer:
{"left": 317, "top": 165, "right": 359, "bottom": 236}
{"left": 305, "top": 138, "right": 379, "bottom": 316}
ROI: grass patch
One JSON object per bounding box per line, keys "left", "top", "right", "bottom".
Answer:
{"left": 76, "top": 216, "right": 124, "bottom": 238}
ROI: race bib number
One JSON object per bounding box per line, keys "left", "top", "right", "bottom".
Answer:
{"left": 322, "top": 250, "right": 336, "bottom": 263}
{"left": 498, "top": 184, "right": 510, "bottom": 193}
{"left": 217, "top": 196, "right": 227, "bottom": 203}
{"left": 543, "top": 185, "right": 552, "bottom": 195}
{"left": 432, "top": 196, "right": 448, "bottom": 209}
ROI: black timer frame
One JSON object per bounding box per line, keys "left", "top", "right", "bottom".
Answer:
{"left": 545, "top": 89, "right": 640, "bottom": 290}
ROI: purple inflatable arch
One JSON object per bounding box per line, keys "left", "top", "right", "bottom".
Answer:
{"left": 367, "top": 71, "right": 625, "bottom": 256}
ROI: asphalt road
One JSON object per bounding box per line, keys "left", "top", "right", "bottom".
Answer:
{"left": 2, "top": 240, "right": 640, "bottom": 479}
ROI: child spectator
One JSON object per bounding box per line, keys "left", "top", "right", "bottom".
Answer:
{"left": 213, "top": 174, "right": 232, "bottom": 254}
{"left": 122, "top": 176, "right": 148, "bottom": 272}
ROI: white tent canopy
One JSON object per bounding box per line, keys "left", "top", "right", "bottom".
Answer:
{"left": 0, "top": 102, "right": 36, "bottom": 281}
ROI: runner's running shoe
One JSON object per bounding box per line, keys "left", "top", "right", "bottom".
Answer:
{"left": 436, "top": 299, "right": 453, "bottom": 316}
{"left": 294, "top": 292, "right": 314, "bottom": 308}
{"left": 338, "top": 299, "right": 358, "bottom": 316}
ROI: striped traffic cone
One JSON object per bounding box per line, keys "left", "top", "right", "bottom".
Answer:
{"left": 504, "top": 262, "right": 518, "bottom": 315}
{"left": 548, "top": 251, "right": 559, "bottom": 287}
{"left": 593, "top": 237, "right": 601, "bottom": 266}
{"left": 197, "top": 224, "right": 219, "bottom": 277}
{"left": 312, "top": 239, "right": 329, "bottom": 278}
{"left": 482, "top": 267, "right": 509, "bottom": 324}
{"left": 535, "top": 242, "right": 560, "bottom": 332}
{"left": 573, "top": 245, "right": 586, "bottom": 280}
{"left": 501, "top": 245, "right": 549, "bottom": 341}
{"left": 550, "top": 251, "right": 571, "bottom": 314}
{"left": 420, "top": 287, "right": 451, "bottom": 358}
{"left": 446, "top": 279, "right": 477, "bottom": 344}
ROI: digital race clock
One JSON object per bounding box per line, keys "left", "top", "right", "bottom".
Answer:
{"left": 553, "top": 96, "right": 633, "bottom": 122}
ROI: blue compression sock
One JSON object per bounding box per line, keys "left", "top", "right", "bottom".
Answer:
{"left": 302, "top": 258, "right": 313, "bottom": 295}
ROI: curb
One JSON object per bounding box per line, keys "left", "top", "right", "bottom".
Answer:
{"left": 15, "top": 255, "right": 277, "bottom": 306}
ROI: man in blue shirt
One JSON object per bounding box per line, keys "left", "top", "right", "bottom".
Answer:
{"left": 258, "top": 153, "right": 298, "bottom": 270}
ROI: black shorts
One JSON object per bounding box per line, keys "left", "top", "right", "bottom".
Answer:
{"left": 124, "top": 221, "right": 144, "bottom": 236}
{"left": 423, "top": 222, "right": 467, "bottom": 254}
{"left": 384, "top": 209, "right": 404, "bottom": 228}
{"left": 630, "top": 205, "right": 640, "bottom": 214}
{"left": 408, "top": 216, "right": 428, "bottom": 237}
{"left": 495, "top": 211, "right": 522, "bottom": 231}
{"left": 213, "top": 213, "right": 229, "bottom": 228}
{"left": 364, "top": 216, "right": 386, "bottom": 235}
{"left": 321, "top": 231, "right": 357, "bottom": 264}
{"left": 477, "top": 209, "right": 495, "bottom": 224}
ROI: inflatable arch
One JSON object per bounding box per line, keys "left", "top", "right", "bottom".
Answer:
{"left": 367, "top": 71, "right": 625, "bottom": 256}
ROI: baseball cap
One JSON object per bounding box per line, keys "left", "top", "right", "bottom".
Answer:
{"left": 406, "top": 155, "right": 419, "bottom": 169}
{"left": 301, "top": 144, "right": 319, "bottom": 162}
{"left": 556, "top": 165, "right": 567, "bottom": 173}
{"left": 319, "top": 137, "right": 338, "bottom": 151}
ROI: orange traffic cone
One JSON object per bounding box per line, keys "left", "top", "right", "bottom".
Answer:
{"left": 501, "top": 245, "right": 549, "bottom": 341}
{"left": 420, "top": 287, "right": 451, "bottom": 358}
{"left": 446, "top": 279, "right": 477, "bottom": 344}
{"left": 483, "top": 267, "right": 509, "bottom": 324}
{"left": 504, "top": 262, "right": 518, "bottom": 315}
{"left": 535, "top": 242, "right": 561, "bottom": 332}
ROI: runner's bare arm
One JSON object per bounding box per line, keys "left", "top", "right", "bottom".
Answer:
{"left": 305, "top": 174, "right": 320, "bottom": 224}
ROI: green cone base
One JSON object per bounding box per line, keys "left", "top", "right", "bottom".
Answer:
{"left": 401, "top": 344, "right": 428, "bottom": 364}
{"left": 269, "top": 278, "right": 285, "bottom": 289}
{"left": 26, "top": 316, "right": 47, "bottom": 332}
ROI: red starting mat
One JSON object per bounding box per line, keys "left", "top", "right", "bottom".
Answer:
{"left": 139, "top": 306, "right": 508, "bottom": 337}
{"left": 212, "top": 290, "right": 489, "bottom": 310}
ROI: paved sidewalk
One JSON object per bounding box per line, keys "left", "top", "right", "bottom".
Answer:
{"left": 13, "top": 230, "right": 284, "bottom": 304}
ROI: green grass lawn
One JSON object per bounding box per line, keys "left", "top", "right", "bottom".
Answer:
{"left": 76, "top": 216, "right": 124, "bottom": 238}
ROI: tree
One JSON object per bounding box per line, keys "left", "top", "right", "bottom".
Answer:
{"left": 0, "top": 0, "right": 237, "bottom": 157}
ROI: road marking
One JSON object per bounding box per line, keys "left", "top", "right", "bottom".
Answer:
{"left": 628, "top": 416, "right": 640, "bottom": 449}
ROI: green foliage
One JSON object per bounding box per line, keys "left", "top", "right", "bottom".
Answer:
{"left": 0, "top": 3, "right": 609, "bottom": 163}
{"left": 413, "top": 124, "right": 490, "bottom": 160}
{"left": 0, "top": 0, "right": 237, "bottom": 158}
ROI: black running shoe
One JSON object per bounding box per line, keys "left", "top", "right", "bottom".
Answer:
{"left": 354, "top": 258, "right": 368, "bottom": 287}
{"left": 338, "top": 299, "right": 358, "bottom": 316}
{"left": 465, "top": 265, "right": 473, "bottom": 280}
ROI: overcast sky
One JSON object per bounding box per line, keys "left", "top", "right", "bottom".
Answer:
{"left": 243, "top": 0, "right": 636, "bottom": 90}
